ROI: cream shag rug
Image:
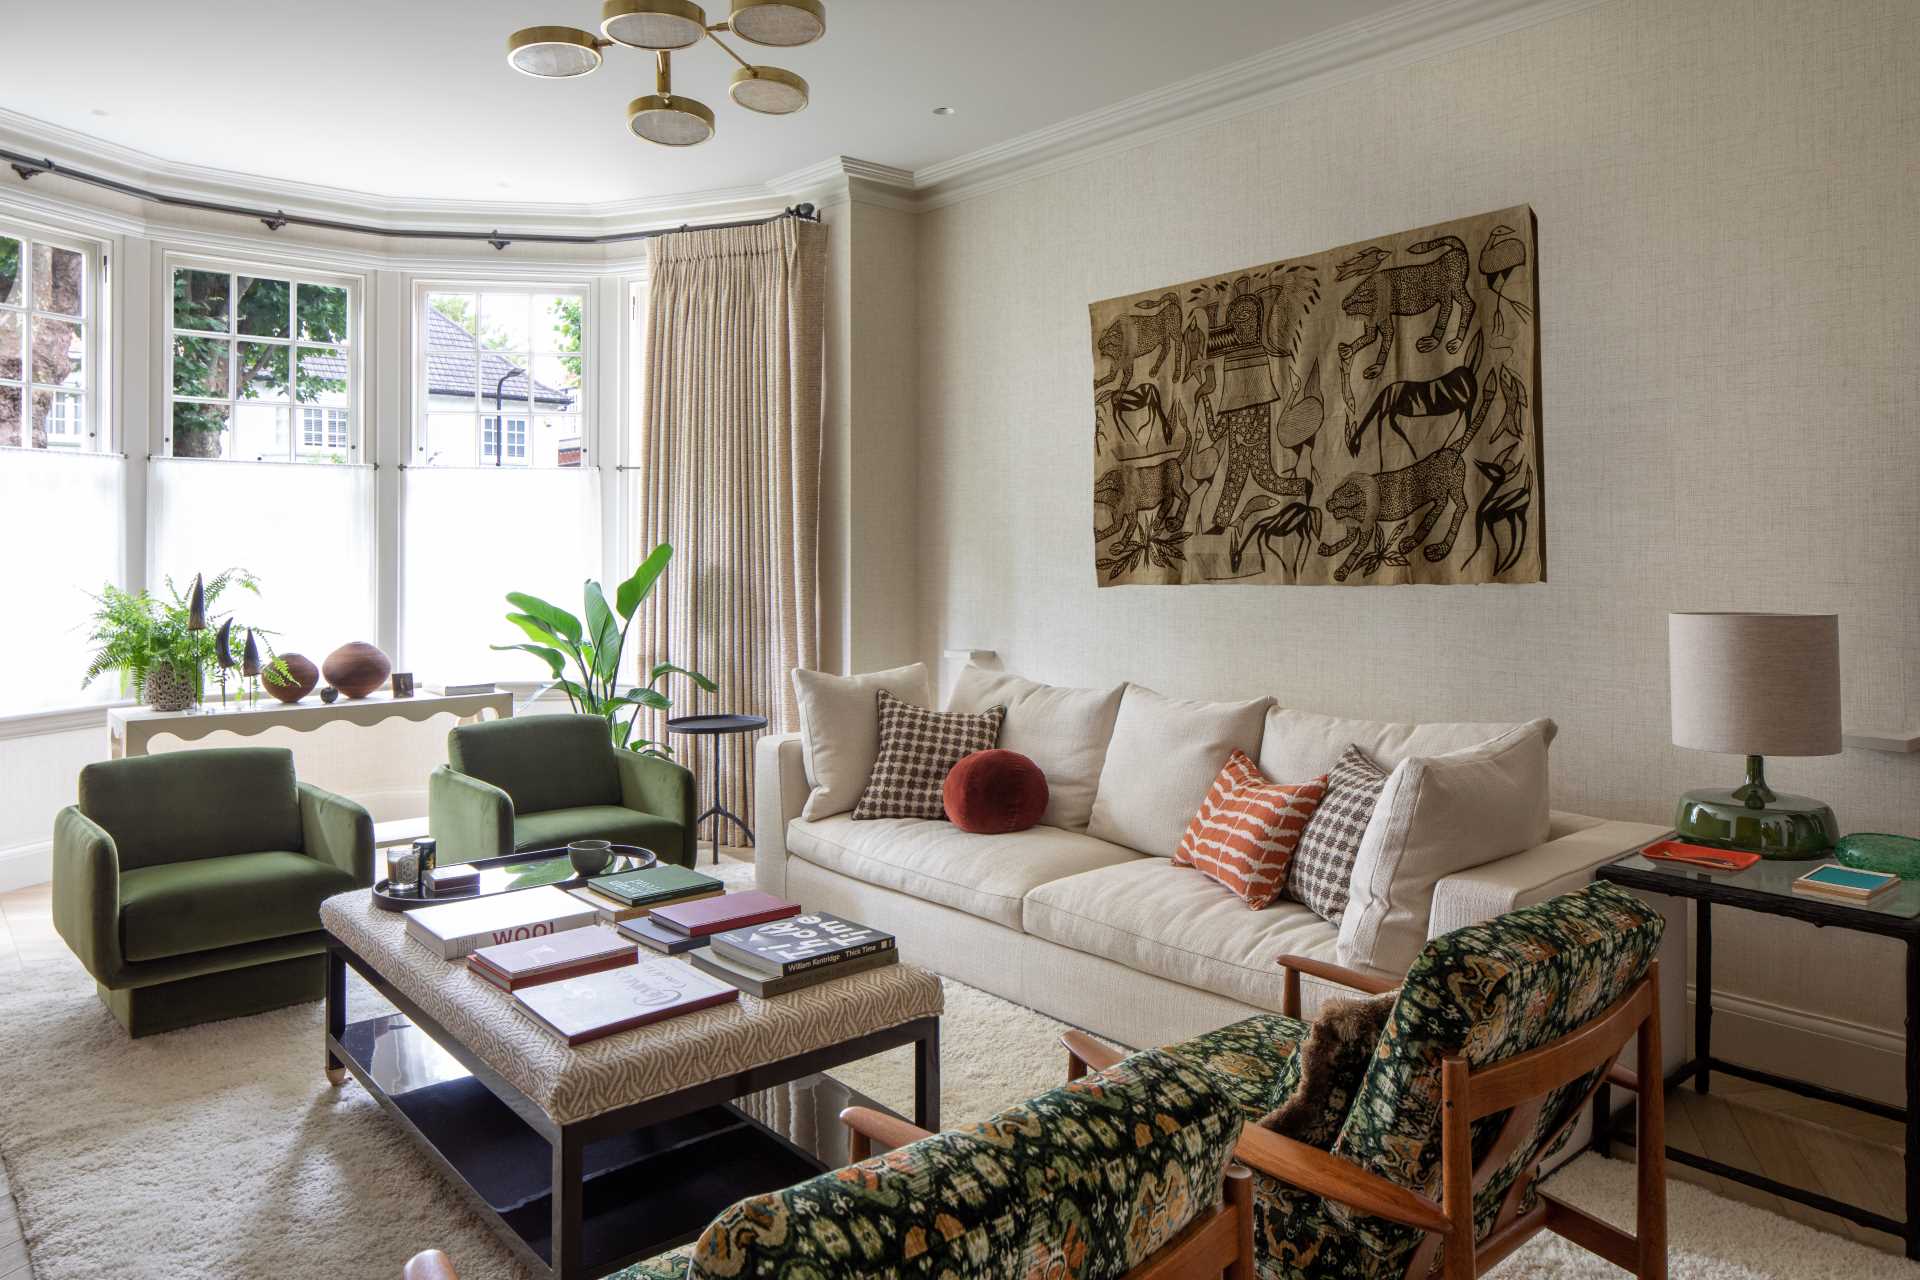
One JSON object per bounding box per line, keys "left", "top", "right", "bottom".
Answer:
{"left": 0, "top": 860, "right": 1911, "bottom": 1279}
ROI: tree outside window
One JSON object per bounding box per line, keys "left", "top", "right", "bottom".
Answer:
{"left": 0, "top": 231, "right": 92, "bottom": 450}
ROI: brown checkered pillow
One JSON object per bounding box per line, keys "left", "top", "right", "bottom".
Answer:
{"left": 1285, "top": 744, "right": 1389, "bottom": 924}
{"left": 853, "top": 690, "right": 1005, "bottom": 821}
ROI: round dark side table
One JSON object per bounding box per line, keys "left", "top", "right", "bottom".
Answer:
{"left": 666, "top": 713, "right": 769, "bottom": 865}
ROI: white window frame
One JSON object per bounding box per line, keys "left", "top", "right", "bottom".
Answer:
{"left": 410, "top": 280, "right": 589, "bottom": 469}
{"left": 0, "top": 223, "right": 107, "bottom": 452}
{"left": 163, "top": 253, "right": 361, "bottom": 463}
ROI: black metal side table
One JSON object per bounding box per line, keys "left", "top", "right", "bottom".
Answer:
{"left": 1594, "top": 844, "right": 1920, "bottom": 1258}
{"left": 666, "top": 713, "right": 769, "bottom": 865}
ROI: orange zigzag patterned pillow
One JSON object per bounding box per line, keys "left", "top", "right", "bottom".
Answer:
{"left": 1173, "top": 750, "right": 1328, "bottom": 909}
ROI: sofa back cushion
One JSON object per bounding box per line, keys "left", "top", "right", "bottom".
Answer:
{"left": 1336, "top": 719, "right": 1554, "bottom": 975}
{"left": 791, "top": 663, "right": 931, "bottom": 820}
{"left": 945, "top": 666, "right": 1124, "bottom": 830}
{"left": 78, "top": 748, "right": 302, "bottom": 871}
{"left": 1257, "top": 706, "right": 1557, "bottom": 783}
{"left": 447, "top": 714, "right": 618, "bottom": 816}
{"left": 688, "top": 1047, "right": 1243, "bottom": 1280}
{"left": 1087, "top": 685, "right": 1273, "bottom": 858}
{"left": 1331, "top": 883, "right": 1663, "bottom": 1266}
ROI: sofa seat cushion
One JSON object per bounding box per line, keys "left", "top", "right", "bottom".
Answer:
{"left": 120, "top": 851, "right": 358, "bottom": 963}
{"left": 513, "top": 806, "right": 684, "bottom": 858}
{"left": 786, "top": 815, "right": 1142, "bottom": 929}
{"left": 1023, "top": 859, "right": 1339, "bottom": 1012}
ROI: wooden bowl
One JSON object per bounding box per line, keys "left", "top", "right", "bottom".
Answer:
{"left": 322, "top": 641, "right": 392, "bottom": 700}
{"left": 266, "top": 652, "right": 320, "bottom": 703}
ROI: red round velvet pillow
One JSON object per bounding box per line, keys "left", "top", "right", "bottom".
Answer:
{"left": 944, "top": 750, "right": 1049, "bottom": 834}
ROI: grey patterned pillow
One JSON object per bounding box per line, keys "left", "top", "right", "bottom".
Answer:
{"left": 853, "top": 690, "right": 1006, "bottom": 821}
{"left": 1285, "top": 744, "right": 1388, "bottom": 923}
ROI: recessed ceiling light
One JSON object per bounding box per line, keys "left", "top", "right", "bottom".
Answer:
{"left": 932, "top": 105, "right": 956, "bottom": 116}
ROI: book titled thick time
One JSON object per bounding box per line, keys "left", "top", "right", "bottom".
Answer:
{"left": 691, "top": 945, "right": 897, "bottom": 998}
{"left": 405, "top": 885, "right": 597, "bottom": 960}
{"left": 467, "top": 924, "right": 638, "bottom": 991}
{"left": 649, "top": 891, "right": 801, "bottom": 938}
{"left": 513, "top": 958, "right": 740, "bottom": 1045}
{"left": 710, "top": 912, "right": 895, "bottom": 977}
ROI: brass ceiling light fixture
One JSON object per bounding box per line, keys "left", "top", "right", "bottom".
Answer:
{"left": 506, "top": 0, "right": 823, "bottom": 146}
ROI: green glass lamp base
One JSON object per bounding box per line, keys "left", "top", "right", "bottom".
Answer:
{"left": 1675, "top": 753, "right": 1839, "bottom": 859}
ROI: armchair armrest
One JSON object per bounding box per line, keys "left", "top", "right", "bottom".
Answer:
{"left": 753, "top": 733, "right": 808, "bottom": 898}
{"left": 299, "top": 782, "right": 376, "bottom": 884}
{"left": 614, "top": 750, "right": 697, "bottom": 868}
{"left": 840, "top": 1105, "right": 933, "bottom": 1162}
{"left": 1427, "top": 817, "right": 1668, "bottom": 940}
{"left": 51, "top": 805, "right": 123, "bottom": 983}
{"left": 1232, "top": 1125, "right": 1451, "bottom": 1235}
{"left": 427, "top": 766, "right": 514, "bottom": 865}
{"left": 1275, "top": 954, "right": 1399, "bottom": 1018}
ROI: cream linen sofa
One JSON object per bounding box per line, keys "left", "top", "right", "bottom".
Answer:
{"left": 753, "top": 672, "right": 1683, "bottom": 1061}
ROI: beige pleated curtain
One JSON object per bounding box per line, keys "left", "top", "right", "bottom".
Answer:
{"left": 632, "top": 216, "right": 826, "bottom": 833}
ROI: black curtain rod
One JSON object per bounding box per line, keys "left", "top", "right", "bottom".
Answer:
{"left": 1, "top": 147, "right": 818, "bottom": 249}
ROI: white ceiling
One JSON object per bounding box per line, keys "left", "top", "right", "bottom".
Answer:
{"left": 1, "top": 0, "right": 1405, "bottom": 208}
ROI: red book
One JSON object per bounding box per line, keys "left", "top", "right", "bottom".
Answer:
{"left": 467, "top": 925, "right": 638, "bottom": 991}
{"left": 649, "top": 891, "right": 802, "bottom": 938}
{"left": 512, "top": 959, "right": 741, "bottom": 1045}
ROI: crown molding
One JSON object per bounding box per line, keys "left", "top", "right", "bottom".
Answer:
{"left": 905, "top": 0, "right": 1614, "bottom": 210}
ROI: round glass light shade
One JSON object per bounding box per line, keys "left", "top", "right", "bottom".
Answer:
{"left": 627, "top": 94, "right": 717, "bottom": 145}
{"left": 728, "top": 0, "right": 824, "bottom": 47}
{"left": 506, "top": 26, "right": 605, "bottom": 77}
{"left": 729, "top": 65, "right": 808, "bottom": 114}
{"left": 601, "top": 0, "right": 708, "bottom": 50}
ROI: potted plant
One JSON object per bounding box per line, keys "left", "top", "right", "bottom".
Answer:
{"left": 494, "top": 543, "right": 715, "bottom": 754}
{"left": 83, "top": 569, "right": 286, "bottom": 710}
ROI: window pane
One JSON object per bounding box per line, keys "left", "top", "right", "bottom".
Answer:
{"left": 479, "top": 293, "right": 529, "bottom": 352}
{"left": 532, "top": 354, "right": 581, "bottom": 411}
{"left": 173, "top": 335, "right": 230, "bottom": 398}
{"left": 0, "top": 385, "right": 19, "bottom": 447}
{"left": 33, "top": 316, "right": 83, "bottom": 388}
{"left": 534, "top": 294, "right": 581, "bottom": 353}
{"left": 425, "top": 413, "right": 478, "bottom": 466}
{"left": 298, "top": 283, "right": 349, "bottom": 343}
{"left": 237, "top": 341, "right": 290, "bottom": 401}
{"left": 233, "top": 402, "right": 290, "bottom": 459}
{"left": 0, "top": 311, "right": 20, "bottom": 381}
{"left": 172, "top": 401, "right": 230, "bottom": 457}
{"left": 36, "top": 390, "right": 83, "bottom": 445}
{"left": 478, "top": 353, "right": 532, "bottom": 417}
{"left": 32, "top": 244, "right": 84, "bottom": 315}
{"left": 296, "top": 346, "right": 348, "bottom": 405}
{"left": 428, "top": 292, "right": 477, "bottom": 339}
{"left": 541, "top": 415, "right": 584, "bottom": 467}
{"left": 174, "top": 269, "right": 230, "bottom": 332}
{"left": 0, "top": 236, "right": 19, "bottom": 305}
{"left": 237, "top": 276, "right": 291, "bottom": 338}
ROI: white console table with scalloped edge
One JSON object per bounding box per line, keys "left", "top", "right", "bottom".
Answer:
{"left": 106, "top": 688, "right": 513, "bottom": 759}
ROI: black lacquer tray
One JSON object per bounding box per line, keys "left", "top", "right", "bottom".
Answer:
{"left": 371, "top": 843, "right": 658, "bottom": 912}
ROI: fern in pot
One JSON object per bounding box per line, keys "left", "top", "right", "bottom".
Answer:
{"left": 83, "top": 569, "right": 285, "bottom": 711}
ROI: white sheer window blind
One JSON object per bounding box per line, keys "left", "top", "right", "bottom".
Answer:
{"left": 0, "top": 450, "right": 125, "bottom": 712}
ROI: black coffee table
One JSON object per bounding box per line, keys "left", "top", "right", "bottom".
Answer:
{"left": 666, "top": 714, "right": 768, "bottom": 865}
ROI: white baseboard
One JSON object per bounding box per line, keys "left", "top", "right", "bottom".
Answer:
{"left": 0, "top": 841, "right": 52, "bottom": 894}
{"left": 1689, "top": 984, "right": 1906, "bottom": 1109}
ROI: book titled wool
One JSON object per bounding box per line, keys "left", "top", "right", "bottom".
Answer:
{"left": 405, "top": 885, "right": 597, "bottom": 960}
{"left": 709, "top": 912, "right": 895, "bottom": 977}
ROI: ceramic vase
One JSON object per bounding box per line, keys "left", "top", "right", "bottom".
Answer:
{"left": 322, "top": 641, "right": 392, "bottom": 700}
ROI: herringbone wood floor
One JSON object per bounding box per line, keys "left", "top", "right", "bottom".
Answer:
{"left": 0, "top": 879, "right": 1906, "bottom": 1271}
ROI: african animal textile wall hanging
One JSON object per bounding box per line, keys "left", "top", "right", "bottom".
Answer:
{"left": 1089, "top": 205, "right": 1541, "bottom": 586}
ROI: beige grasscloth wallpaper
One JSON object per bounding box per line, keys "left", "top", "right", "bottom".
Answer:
{"left": 912, "top": 0, "right": 1919, "bottom": 1065}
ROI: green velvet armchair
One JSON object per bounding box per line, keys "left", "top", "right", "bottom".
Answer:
{"left": 52, "top": 746, "right": 374, "bottom": 1038}
{"left": 427, "top": 714, "right": 696, "bottom": 867}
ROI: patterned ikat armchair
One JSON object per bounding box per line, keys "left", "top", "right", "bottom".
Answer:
{"left": 1072, "top": 881, "right": 1669, "bottom": 1280}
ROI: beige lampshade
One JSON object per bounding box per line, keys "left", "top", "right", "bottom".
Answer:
{"left": 1668, "top": 612, "right": 1841, "bottom": 757}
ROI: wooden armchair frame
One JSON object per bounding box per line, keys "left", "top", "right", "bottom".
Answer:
{"left": 1064, "top": 956, "right": 1667, "bottom": 1280}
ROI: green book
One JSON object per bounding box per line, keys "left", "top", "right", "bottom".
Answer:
{"left": 589, "top": 863, "right": 724, "bottom": 907}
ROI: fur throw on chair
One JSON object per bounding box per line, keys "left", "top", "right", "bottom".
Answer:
{"left": 1261, "top": 991, "right": 1398, "bottom": 1147}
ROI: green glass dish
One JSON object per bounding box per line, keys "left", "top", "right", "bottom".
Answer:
{"left": 1835, "top": 833, "right": 1920, "bottom": 880}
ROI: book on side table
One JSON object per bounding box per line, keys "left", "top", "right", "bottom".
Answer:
{"left": 406, "top": 885, "right": 598, "bottom": 960}
{"left": 467, "top": 924, "right": 638, "bottom": 991}
{"left": 1792, "top": 863, "right": 1900, "bottom": 903}
{"left": 513, "top": 957, "right": 740, "bottom": 1045}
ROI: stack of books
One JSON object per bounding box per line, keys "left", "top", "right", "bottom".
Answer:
{"left": 514, "top": 958, "right": 739, "bottom": 1045}
{"left": 406, "top": 885, "right": 598, "bottom": 960}
{"left": 619, "top": 890, "right": 800, "bottom": 955}
{"left": 466, "top": 925, "right": 638, "bottom": 991}
{"left": 691, "top": 911, "right": 897, "bottom": 997}
{"left": 569, "top": 864, "right": 725, "bottom": 925}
